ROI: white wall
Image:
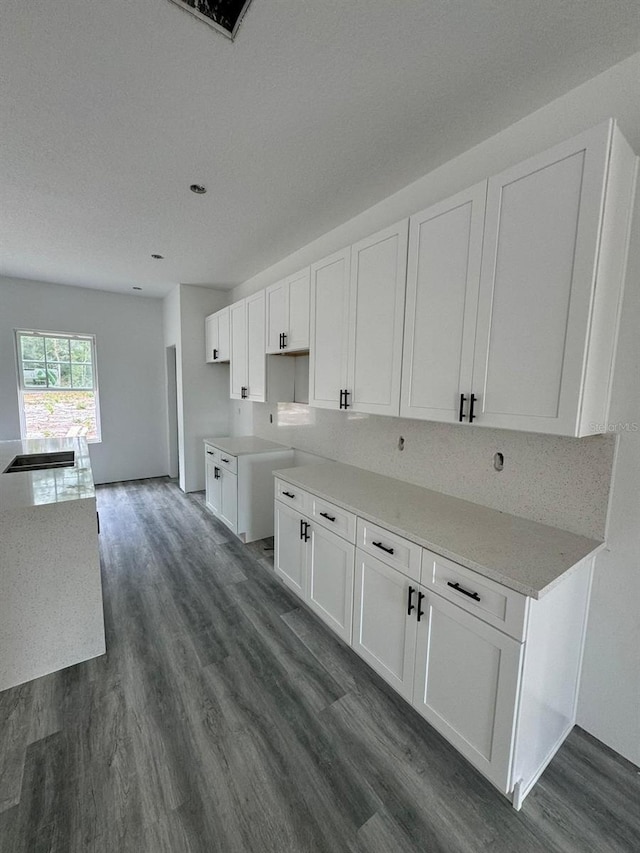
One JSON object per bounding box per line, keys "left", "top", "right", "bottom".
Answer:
{"left": 0, "top": 276, "right": 167, "bottom": 484}
{"left": 230, "top": 53, "right": 640, "bottom": 764}
{"left": 578, "top": 181, "right": 640, "bottom": 765}
{"left": 163, "top": 284, "right": 231, "bottom": 492}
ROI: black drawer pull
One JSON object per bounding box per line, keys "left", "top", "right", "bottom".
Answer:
{"left": 407, "top": 586, "right": 416, "bottom": 616}
{"left": 282, "top": 491, "right": 296, "bottom": 499}
{"left": 213, "top": 348, "right": 218, "bottom": 360}
{"left": 417, "top": 591, "right": 425, "bottom": 621}
{"left": 299, "top": 519, "right": 310, "bottom": 542}
{"left": 206, "top": 450, "right": 214, "bottom": 455}
{"left": 447, "top": 581, "right": 481, "bottom": 602}
{"left": 221, "top": 458, "right": 230, "bottom": 463}
{"left": 214, "top": 467, "right": 220, "bottom": 480}
{"left": 372, "top": 541, "right": 394, "bottom": 555}
{"left": 319, "top": 511, "right": 336, "bottom": 522}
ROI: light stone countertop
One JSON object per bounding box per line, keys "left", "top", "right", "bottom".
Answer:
{"left": 0, "top": 437, "right": 95, "bottom": 511}
{"left": 273, "top": 462, "right": 603, "bottom": 599}
{"left": 203, "top": 436, "right": 291, "bottom": 456}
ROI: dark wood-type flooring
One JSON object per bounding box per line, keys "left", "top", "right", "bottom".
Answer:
{"left": 1, "top": 478, "right": 638, "bottom": 852}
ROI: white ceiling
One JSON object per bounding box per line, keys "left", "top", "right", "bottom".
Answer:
{"left": 1, "top": 0, "right": 638, "bottom": 298}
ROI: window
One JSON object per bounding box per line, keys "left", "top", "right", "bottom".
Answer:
{"left": 15, "top": 330, "right": 101, "bottom": 442}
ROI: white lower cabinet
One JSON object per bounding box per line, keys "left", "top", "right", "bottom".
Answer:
{"left": 219, "top": 468, "right": 238, "bottom": 531}
{"left": 273, "top": 476, "right": 593, "bottom": 809}
{"left": 206, "top": 442, "right": 293, "bottom": 542}
{"left": 353, "top": 549, "right": 418, "bottom": 701}
{"left": 274, "top": 490, "right": 355, "bottom": 643}
{"left": 412, "top": 590, "right": 523, "bottom": 792}
{"left": 307, "top": 523, "right": 354, "bottom": 642}
{"left": 274, "top": 499, "right": 307, "bottom": 598}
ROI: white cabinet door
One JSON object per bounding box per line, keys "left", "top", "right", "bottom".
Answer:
{"left": 230, "top": 300, "right": 247, "bottom": 399}
{"left": 471, "top": 122, "right": 612, "bottom": 434}
{"left": 413, "top": 589, "right": 523, "bottom": 792}
{"left": 286, "top": 267, "right": 310, "bottom": 352}
{"left": 400, "top": 184, "right": 486, "bottom": 422}
{"left": 205, "top": 453, "right": 221, "bottom": 513}
{"left": 352, "top": 549, "right": 418, "bottom": 700}
{"left": 205, "top": 314, "right": 218, "bottom": 363}
{"left": 219, "top": 469, "right": 238, "bottom": 532}
{"left": 265, "top": 280, "right": 287, "bottom": 354}
{"left": 246, "top": 291, "right": 266, "bottom": 401}
{"left": 309, "top": 248, "right": 351, "bottom": 410}
{"left": 347, "top": 220, "right": 409, "bottom": 416}
{"left": 217, "top": 306, "right": 230, "bottom": 362}
{"left": 206, "top": 309, "right": 230, "bottom": 363}
{"left": 274, "top": 500, "right": 307, "bottom": 598}
{"left": 307, "top": 522, "right": 354, "bottom": 643}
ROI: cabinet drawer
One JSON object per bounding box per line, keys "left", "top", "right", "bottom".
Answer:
{"left": 421, "top": 549, "right": 528, "bottom": 641}
{"left": 308, "top": 495, "right": 356, "bottom": 543}
{"left": 356, "top": 518, "right": 421, "bottom": 583}
{"left": 274, "top": 478, "right": 307, "bottom": 512}
{"left": 204, "top": 444, "right": 219, "bottom": 463}
{"left": 217, "top": 452, "right": 238, "bottom": 474}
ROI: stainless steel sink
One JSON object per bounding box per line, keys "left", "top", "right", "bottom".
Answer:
{"left": 3, "top": 451, "right": 75, "bottom": 473}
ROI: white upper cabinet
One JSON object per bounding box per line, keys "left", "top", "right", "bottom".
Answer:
{"left": 230, "top": 292, "right": 266, "bottom": 401}
{"left": 347, "top": 220, "right": 409, "bottom": 417}
{"left": 266, "top": 267, "right": 311, "bottom": 354}
{"left": 205, "top": 306, "right": 230, "bottom": 363}
{"left": 400, "top": 120, "right": 636, "bottom": 436}
{"left": 400, "top": 185, "right": 486, "bottom": 422}
{"left": 309, "top": 248, "right": 352, "bottom": 410}
{"left": 246, "top": 291, "right": 266, "bottom": 401}
{"left": 309, "top": 221, "right": 408, "bottom": 415}
{"left": 265, "top": 280, "right": 287, "bottom": 354}
{"left": 471, "top": 120, "right": 636, "bottom": 435}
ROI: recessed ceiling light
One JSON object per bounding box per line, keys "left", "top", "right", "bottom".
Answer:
{"left": 132, "top": 286, "right": 143, "bottom": 291}
{"left": 151, "top": 254, "right": 164, "bottom": 259}
{"left": 190, "top": 184, "right": 207, "bottom": 194}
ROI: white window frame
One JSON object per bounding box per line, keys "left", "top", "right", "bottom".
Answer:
{"left": 15, "top": 329, "right": 102, "bottom": 443}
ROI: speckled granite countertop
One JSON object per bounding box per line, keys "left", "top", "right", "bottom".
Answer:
{"left": 203, "top": 436, "right": 291, "bottom": 456}
{"left": 0, "top": 437, "right": 95, "bottom": 511}
{"left": 273, "top": 462, "right": 603, "bottom": 599}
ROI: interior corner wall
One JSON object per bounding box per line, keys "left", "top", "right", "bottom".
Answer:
{"left": 179, "top": 285, "right": 231, "bottom": 492}
{"left": 0, "top": 276, "right": 168, "bottom": 483}
{"left": 576, "top": 178, "right": 640, "bottom": 766}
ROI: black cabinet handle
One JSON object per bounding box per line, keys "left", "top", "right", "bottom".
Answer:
{"left": 206, "top": 450, "right": 214, "bottom": 455}
{"left": 469, "top": 394, "right": 477, "bottom": 423}
{"left": 282, "top": 491, "right": 295, "bottom": 499}
{"left": 447, "top": 581, "right": 481, "bottom": 602}
{"left": 417, "top": 591, "right": 425, "bottom": 621}
{"left": 221, "top": 458, "right": 230, "bottom": 463}
{"left": 319, "top": 511, "right": 336, "bottom": 522}
{"left": 213, "top": 348, "right": 218, "bottom": 360}
{"left": 372, "top": 541, "right": 394, "bottom": 555}
{"left": 339, "top": 389, "right": 344, "bottom": 409}
{"left": 407, "top": 586, "right": 416, "bottom": 616}
{"left": 299, "top": 518, "right": 305, "bottom": 541}
{"left": 281, "top": 332, "right": 287, "bottom": 349}
{"left": 214, "top": 466, "right": 220, "bottom": 479}
{"left": 241, "top": 386, "right": 248, "bottom": 399}
{"left": 299, "top": 519, "right": 310, "bottom": 542}
{"left": 343, "top": 389, "right": 350, "bottom": 409}
{"left": 459, "top": 393, "right": 467, "bottom": 422}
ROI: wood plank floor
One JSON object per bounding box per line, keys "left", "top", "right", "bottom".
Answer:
{"left": 1, "top": 477, "right": 638, "bottom": 852}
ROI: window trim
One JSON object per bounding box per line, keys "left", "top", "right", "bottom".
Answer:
{"left": 14, "top": 329, "right": 102, "bottom": 443}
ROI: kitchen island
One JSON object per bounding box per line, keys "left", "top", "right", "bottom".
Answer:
{"left": 0, "top": 437, "right": 105, "bottom": 692}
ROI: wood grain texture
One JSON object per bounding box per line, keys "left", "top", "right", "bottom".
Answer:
{"left": 0, "top": 478, "right": 638, "bottom": 852}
